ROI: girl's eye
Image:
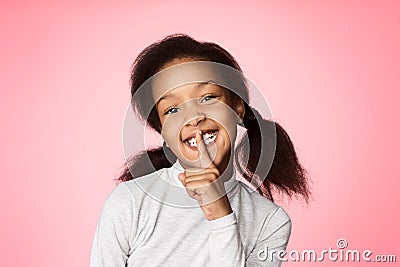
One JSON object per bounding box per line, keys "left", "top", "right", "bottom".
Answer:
{"left": 201, "top": 95, "right": 218, "bottom": 103}
{"left": 164, "top": 107, "right": 180, "bottom": 115}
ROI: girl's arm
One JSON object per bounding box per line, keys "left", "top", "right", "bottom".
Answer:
{"left": 207, "top": 211, "right": 245, "bottom": 266}
{"left": 179, "top": 130, "right": 291, "bottom": 266}
{"left": 207, "top": 206, "right": 291, "bottom": 267}
{"left": 207, "top": 207, "right": 291, "bottom": 267}
{"left": 246, "top": 206, "right": 292, "bottom": 266}
{"left": 90, "top": 183, "right": 134, "bottom": 267}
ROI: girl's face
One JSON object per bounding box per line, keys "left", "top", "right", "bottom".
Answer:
{"left": 151, "top": 58, "right": 245, "bottom": 173}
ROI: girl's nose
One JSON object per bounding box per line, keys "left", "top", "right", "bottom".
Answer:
{"left": 186, "top": 114, "right": 206, "bottom": 127}
{"left": 183, "top": 99, "right": 206, "bottom": 126}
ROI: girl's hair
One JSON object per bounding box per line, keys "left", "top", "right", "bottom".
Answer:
{"left": 118, "top": 33, "right": 311, "bottom": 203}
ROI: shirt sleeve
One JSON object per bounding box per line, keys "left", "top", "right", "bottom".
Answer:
{"left": 207, "top": 211, "right": 245, "bottom": 266}
{"left": 90, "top": 183, "right": 134, "bottom": 267}
{"left": 246, "top": 207, "right": 292, "bottom": 267}
{"left": 206, "top": 207, "right": 291, "bottom": 267}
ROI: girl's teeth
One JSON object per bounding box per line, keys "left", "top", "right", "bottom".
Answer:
{"left": 188, "top": 138, "right": 197, "bottom": 147}
{"left": 186, "top": 131, "right": 217, "bottom": 147}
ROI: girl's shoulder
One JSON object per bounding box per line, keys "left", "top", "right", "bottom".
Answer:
{"left": 114, "top": 166, "right": 198, "bottom": 207}
{"left": 235, "top": 181, "right": 291, "bottom": 224}
{"left": 117, "top": 167, "right": 170, "bottom": 197}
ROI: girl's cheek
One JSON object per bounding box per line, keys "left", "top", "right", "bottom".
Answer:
{"left": 205, "top": 105, "right": 238, "bottom": 128}
{"left": 162, "top": 115, "right": 186, "bottom": 142}
{"left": 163, "top": 113, "right": 186, "bottom": 129}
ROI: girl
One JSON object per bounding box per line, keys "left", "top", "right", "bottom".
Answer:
{"left": 90, "top": 33, "right": 310, "bottom": 266}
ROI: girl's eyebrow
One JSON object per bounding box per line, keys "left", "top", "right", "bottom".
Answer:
{"left": 156, "top": 92, "right": 177, "bottom": 107}
{"left": 156, "top": 80, "right": 217, "bottom": 107}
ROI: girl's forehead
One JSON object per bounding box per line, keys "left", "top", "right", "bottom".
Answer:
{"left": 151, "top": 61, "right": 227, "bottom": 103}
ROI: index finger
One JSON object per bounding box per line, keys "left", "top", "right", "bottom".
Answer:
{"left": 196, "top": 130, "right": 215, "bottom": 169}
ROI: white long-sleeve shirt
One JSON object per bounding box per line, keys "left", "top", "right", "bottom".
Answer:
{"left": 90, "top": 159, "right": 291, "bottom": 266}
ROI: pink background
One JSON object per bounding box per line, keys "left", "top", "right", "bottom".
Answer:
{"left": 1, "top": 1, "right": 399, "bottom": 266}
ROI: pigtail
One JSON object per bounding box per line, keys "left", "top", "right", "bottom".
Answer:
{"left": 235, "top": 105, "right": 311, "bottom": 203}
{"left": 116, "top": 144, "right": 177, "bottom": 183}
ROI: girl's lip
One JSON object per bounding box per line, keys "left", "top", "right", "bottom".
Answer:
{"left": 183, "top": 130, "right": 219, "bottom": 151}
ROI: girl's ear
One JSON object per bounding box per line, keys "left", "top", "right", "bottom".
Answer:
{"left": 161, "top": 134, "right": 170, "bottom": 148}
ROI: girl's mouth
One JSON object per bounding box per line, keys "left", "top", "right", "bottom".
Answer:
{"left": 183, "top": 130, "right": 218, "bottom": 150}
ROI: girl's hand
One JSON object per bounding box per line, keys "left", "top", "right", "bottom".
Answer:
{"left": 178, "top": 130, "right": 233, "bottom": 221}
